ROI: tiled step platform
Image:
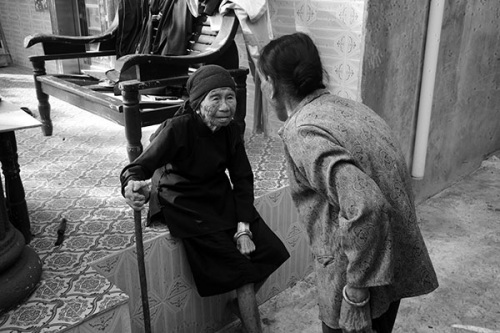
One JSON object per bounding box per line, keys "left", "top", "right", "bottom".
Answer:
{"left": 0, "top": 124, "right": 313, "bottom": 333}
{"left": 0, "top": 244, "right": 131, "bottom": 333}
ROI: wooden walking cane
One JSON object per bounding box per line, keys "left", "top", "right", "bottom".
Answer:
{"left": 134, "top": 209, "right": 152, "bottom": 333}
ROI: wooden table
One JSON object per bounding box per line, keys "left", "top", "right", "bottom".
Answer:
{"left": 0, "top": 98, "right": 41, "bottom": 243}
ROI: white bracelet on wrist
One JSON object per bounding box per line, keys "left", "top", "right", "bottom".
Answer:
{"left": 342, "top": 285, "right": 370, "bottom": 307}
{"left": 233, "top": 230, "right": 253, "bottom": 242}
{"left": 234, "top": 222, "right": 252, "bottom": 242}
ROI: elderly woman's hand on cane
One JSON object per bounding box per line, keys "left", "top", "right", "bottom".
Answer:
{"left": 124, "top": 180, "right": 150, "bottom": 211}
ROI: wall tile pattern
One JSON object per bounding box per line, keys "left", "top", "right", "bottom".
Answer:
{"left": 269, "top": 0, "right": 366, "bottom": 100}
{"left": 238, "top": 0, "right": 366, "bottom": 107}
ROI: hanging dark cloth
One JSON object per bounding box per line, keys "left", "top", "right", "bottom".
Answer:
{"left": 115, "top": 0, "right": 149, "bottom": 58}
{"left": 136, "top": 0, "right": 193, "bottom": 56}
{"left": 114, "top": 0, "right": 193, "bottom": 58}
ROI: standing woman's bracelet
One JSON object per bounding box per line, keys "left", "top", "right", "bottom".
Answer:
{"left": 342, "top": 285, "right": 370, "bottom": 307}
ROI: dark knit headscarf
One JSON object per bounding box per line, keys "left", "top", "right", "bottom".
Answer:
{"left": 186, "top": 64, "right": 236, "bottom": 111}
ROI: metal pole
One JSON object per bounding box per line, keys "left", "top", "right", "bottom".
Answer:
{"left": 134, "top": 209, "right": 152, "bottom": 333}
{"left": 411, "top": 0, "right": 446, "bottom": 179}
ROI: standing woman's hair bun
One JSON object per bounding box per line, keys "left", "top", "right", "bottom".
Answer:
{"left": 294, "top": 62, "right": 323, "bottom": 97}
{"left": 258, "top": 32, "right": 327, "bottom": 99}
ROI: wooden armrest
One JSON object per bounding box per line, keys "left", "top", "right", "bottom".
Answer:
{"left": 24, "top": 30, "right": 115, "bottom": 49}
{"left": 24, "top": 14, "right": 118, "bottom": 55}
{"left": 118, "top": 68, "right": 248, "bottom": 93}
{"left": 119, "top": 75, "right": 191, "bottom": 92}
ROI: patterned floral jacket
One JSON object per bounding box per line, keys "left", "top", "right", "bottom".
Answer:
{"left": 278, "top": 89, "right": 438, "bottom": 328}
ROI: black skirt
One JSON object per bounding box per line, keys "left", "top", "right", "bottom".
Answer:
{"left": 182, "top": 217, "right": 290, "bottom": 297}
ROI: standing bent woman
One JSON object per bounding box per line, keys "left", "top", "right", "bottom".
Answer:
{"left": 121, "top": 65, "right": 290, "bottom": 333}
{"left": 258, "top": 33, "right": 438, "bottom": 333}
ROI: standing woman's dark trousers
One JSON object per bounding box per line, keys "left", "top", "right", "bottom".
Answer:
{"left": 322, "top": 301, "right": 400, "bottom": 333}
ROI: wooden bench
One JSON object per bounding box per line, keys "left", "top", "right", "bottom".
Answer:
{"left": 24, "top": 7, "right": 249, "bottom": 162}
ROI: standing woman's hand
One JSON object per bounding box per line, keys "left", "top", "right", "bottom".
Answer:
{"left": 124, "top": 180, "right": 150, "bottom": 211}
{"left": 339, "top": 286, "right": 374, "bottom": 333}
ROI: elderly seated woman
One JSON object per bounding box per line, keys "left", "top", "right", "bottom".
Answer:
{"left": 120, "top": 65, "right": 290, "bottom": 333}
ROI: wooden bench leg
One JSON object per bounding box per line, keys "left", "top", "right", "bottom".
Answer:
{"left": 232, "top": 69, "right": 248, "bottom": 137}
{"left": 31, "top": 59, "right": 52, "bottom": 136}
{"left": 122, "top": 86, "right": 143, "bottom": 162}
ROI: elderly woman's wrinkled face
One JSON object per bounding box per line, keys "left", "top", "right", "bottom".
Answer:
{"left": 198, "top": 87, "right": 237, "bottom": 131}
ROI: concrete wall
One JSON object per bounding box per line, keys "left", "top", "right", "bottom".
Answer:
{"left": 360, "top": 0, "right": 428, "bottom": 165}
{"left": 361, "top": 0, "right": 500, "bottom": 202}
